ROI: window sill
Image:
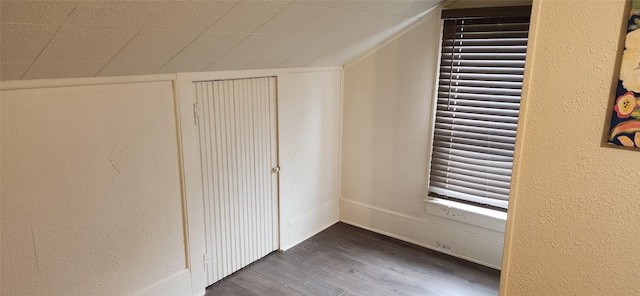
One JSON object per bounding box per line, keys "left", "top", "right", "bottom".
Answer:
{"left": 422, "top": 197, "right": 507, "bottom": 233}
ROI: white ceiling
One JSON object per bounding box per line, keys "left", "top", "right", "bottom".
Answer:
{"left": 0, "top": 0, "right": 442, "bottom": 80}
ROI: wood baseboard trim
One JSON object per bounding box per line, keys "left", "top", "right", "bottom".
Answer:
{"left": 132, "top": 269, "right": 192, "bottom": 296}
{"left": 281, "top": 199, "right": 340, "bottom": 251}
{"left": 339, "top": 199, "right": 504, "bottom": 269}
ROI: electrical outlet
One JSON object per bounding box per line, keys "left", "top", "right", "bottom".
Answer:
{"left": 437, "top": 241, "right": 452, "bottom": 251}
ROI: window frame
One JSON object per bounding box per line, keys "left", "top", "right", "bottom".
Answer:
{"left": 426, "top": 6, "right": 532, "bottom": 212}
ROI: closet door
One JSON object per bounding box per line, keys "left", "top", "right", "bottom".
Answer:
{"left": 194, "top": 77, "right": 279, "bottom": 285}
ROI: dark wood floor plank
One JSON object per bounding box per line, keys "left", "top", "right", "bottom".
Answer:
{"left": 325, "top": 223, "right": 500, "bottom": 292}
{"left": 249, "top": 257, "right": 344, "bottom": 296}
{"left": 206, "top": 222, "right": 500, "bottom": 296}
{"left": 313, "top": 265, "right": 397, "bottom": 296}
{"left": 269, "top": 248, "right": 328, "bottom": 275}
{"left": 290, "top": 240, "right": 378, "bottom": 273}
{"left": 293, "top": 241, "right": 452, "bottom": 296}
{"left": 419, "top": 272, "right": 498, "bottom": 296}
{"left": 228, "top": 269, "right": 303, "bottom": 296}
{"left": 248, "top": 257, "right": 310, "bottom": 283}
{"left": 301, "top": 231, "right": 426, "bottom": 282}
{"left": 315, "top": 263, "right": 450, "bottom": 296}
{"left": 205, "top": 280, "right": 259, "bottom": 296}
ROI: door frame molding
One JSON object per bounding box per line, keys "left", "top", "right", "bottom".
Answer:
{"left": 174, "top": 67, "right": 339, "bottom": 296}
{"left": 194, "top": 77, "right": 280, "bottom": 285}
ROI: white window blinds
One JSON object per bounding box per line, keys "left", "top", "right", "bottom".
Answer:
{"left": 428, "top": 9, "right": 530, "bottom": 210}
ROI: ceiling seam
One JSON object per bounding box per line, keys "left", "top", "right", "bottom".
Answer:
{"left": 319, "top": 2, "right": 421, "bottom": 18}
{"left": 302, "top": 17, "right": 374, "bottom": 67}
{"left": 83, "top": 2, "right": 165, "bottom": 78}
{"left": 19, "top": 25, "right": 63, "bottom": 79}
{"left": 243, "top": 5, "right": 331, "bottom": 69}
{"left": 92, "top": 13, "right": 166, "bottom": 77}
{"left": 94, "top": 30, "right": 143, "bottom": 77}
{"left": 18, "top": 1, "right": 79, "bottom": 79}
{"left": 153, "top": 1, "right": 243, "bottom": 74}
{"left": 275, "top": 9, "right": 362, "bottom": 68}
{"left": 66, "top": 6, "right": 76, "bottom": 18}
{"left": 201, "top": 1, "right": 293, "bottom": 71}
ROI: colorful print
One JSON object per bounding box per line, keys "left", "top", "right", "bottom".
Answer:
{"left": 609, "top": 0, "right": 640, "bottom": 149}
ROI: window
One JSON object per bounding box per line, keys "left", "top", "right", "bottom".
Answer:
{"left": 428, "top": 6, "right": 531, "bottom": 210}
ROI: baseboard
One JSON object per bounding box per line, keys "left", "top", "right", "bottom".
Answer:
{"left": 339, "top": 199, "right": 504, "bottom": 269}
{"left": 281, "top": 198, "right": 340, "bottom": 250}
{"left": 132, "top": 269, "right": 192, "bottom": 296}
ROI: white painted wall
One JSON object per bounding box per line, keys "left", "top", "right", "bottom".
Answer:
{"left": 0, "top": 80, "right": 190, "bottom": 296}
{"left": 341, "top": 7, "right": 506, "bottom": 268}
{"left": 277, "top": 69, "right": 342, "bottom": 250}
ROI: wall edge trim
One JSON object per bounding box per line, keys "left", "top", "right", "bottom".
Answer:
{"left": 132, "top": 269, "right": 191, "bottom": 296}
{"left": 0, "top": 74, "right": 177, "bottom": 91}
{"left": 175, "top": 66, "right": 342, "bottom": 82}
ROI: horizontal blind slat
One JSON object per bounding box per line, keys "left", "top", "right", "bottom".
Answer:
{"left": 435, "top": 122, "right": 517, "bottom": 137}
{"left": 453, "top": 24, "right": 529, "bottom": 30}
{"left": 434, "top": 127, "right": 516, "bottom": 143}
{"left": 440, "top": 59, "right": 525, "bottom": 68}
{"left": 431, "top": 164, "right": 512, "bottom": 182}
{"left": 439, "top": 79, "right": 523, "bottom": 89}
{"left": 431, "top": 157, "right": 513, "bottom": 175}
{"left": 430, "top": 176, "right": 511, "bottom": 196}
{"left": 433, "top": 140, "right": 515, "bottom": 157}
{"left": 442, "top": 45, "right": 528, "bottom": 53}
{"left": 443, "top": 38, "right": 528, "bottom": 46}
{"left": 436, "top": 104, "right": 520, "bottom": 117}
{"left": 440, "top": 72, "right": 524, "bottom": 81}
{"left": 436, "top": 117, "right": 518, "bottom": 133}
{"left": 437, "top": 97, "right": 521, "bottom": 109}
{"left": 440, "top": 66, "right": 525, "bottom": 75}
{"left": 430, "top": 171, "right": 512, "bottom": 189}
{"left": 437, "top": 92, "right": 522, "bottom": 102}
{"left": 444, "top": 31, "right": 530, "bottom": 40}
{"left": 439, "top": 86, "right": 522, "bottom": 97}
{"left": 441, "top": 52, "right": 526, "bottom": 60}
{"left": 434, "top": 135, "right": 515, "bottom": 152}
{"left": 432, "top": 147, "right": 514, "bottom": 163}
{"left": 435, "top": 110, "right": 519, "bottom": 123}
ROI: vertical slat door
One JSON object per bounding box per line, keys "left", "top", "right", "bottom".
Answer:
{"left": 194, "top": 77, "right": 279, "bottom": 286}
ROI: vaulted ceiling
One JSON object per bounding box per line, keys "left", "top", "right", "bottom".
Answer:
{"left": 0, "top": 0, "right": 442, "bottom": 80}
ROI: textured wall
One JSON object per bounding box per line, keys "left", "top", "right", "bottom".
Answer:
{"left": 1, "top": 81, "right": 186, "bottom": 295}
{"left": 502, "top": 0, "right": 640, "bottom": 295}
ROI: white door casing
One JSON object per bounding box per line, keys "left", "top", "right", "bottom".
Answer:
{"left": 194, "top": 77, "right": 279, "bottom": 285}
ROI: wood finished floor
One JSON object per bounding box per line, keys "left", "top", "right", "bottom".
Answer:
{"left": 205, "top": 222, "right": 500, "bottom": 296}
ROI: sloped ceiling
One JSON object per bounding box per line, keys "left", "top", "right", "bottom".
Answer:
{"left": 0, "top": 0, "right": 442, "bottom": 80}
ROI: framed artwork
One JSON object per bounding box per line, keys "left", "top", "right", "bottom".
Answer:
{"left": 609, "top": 0, "right": 640, "bottom": 149}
